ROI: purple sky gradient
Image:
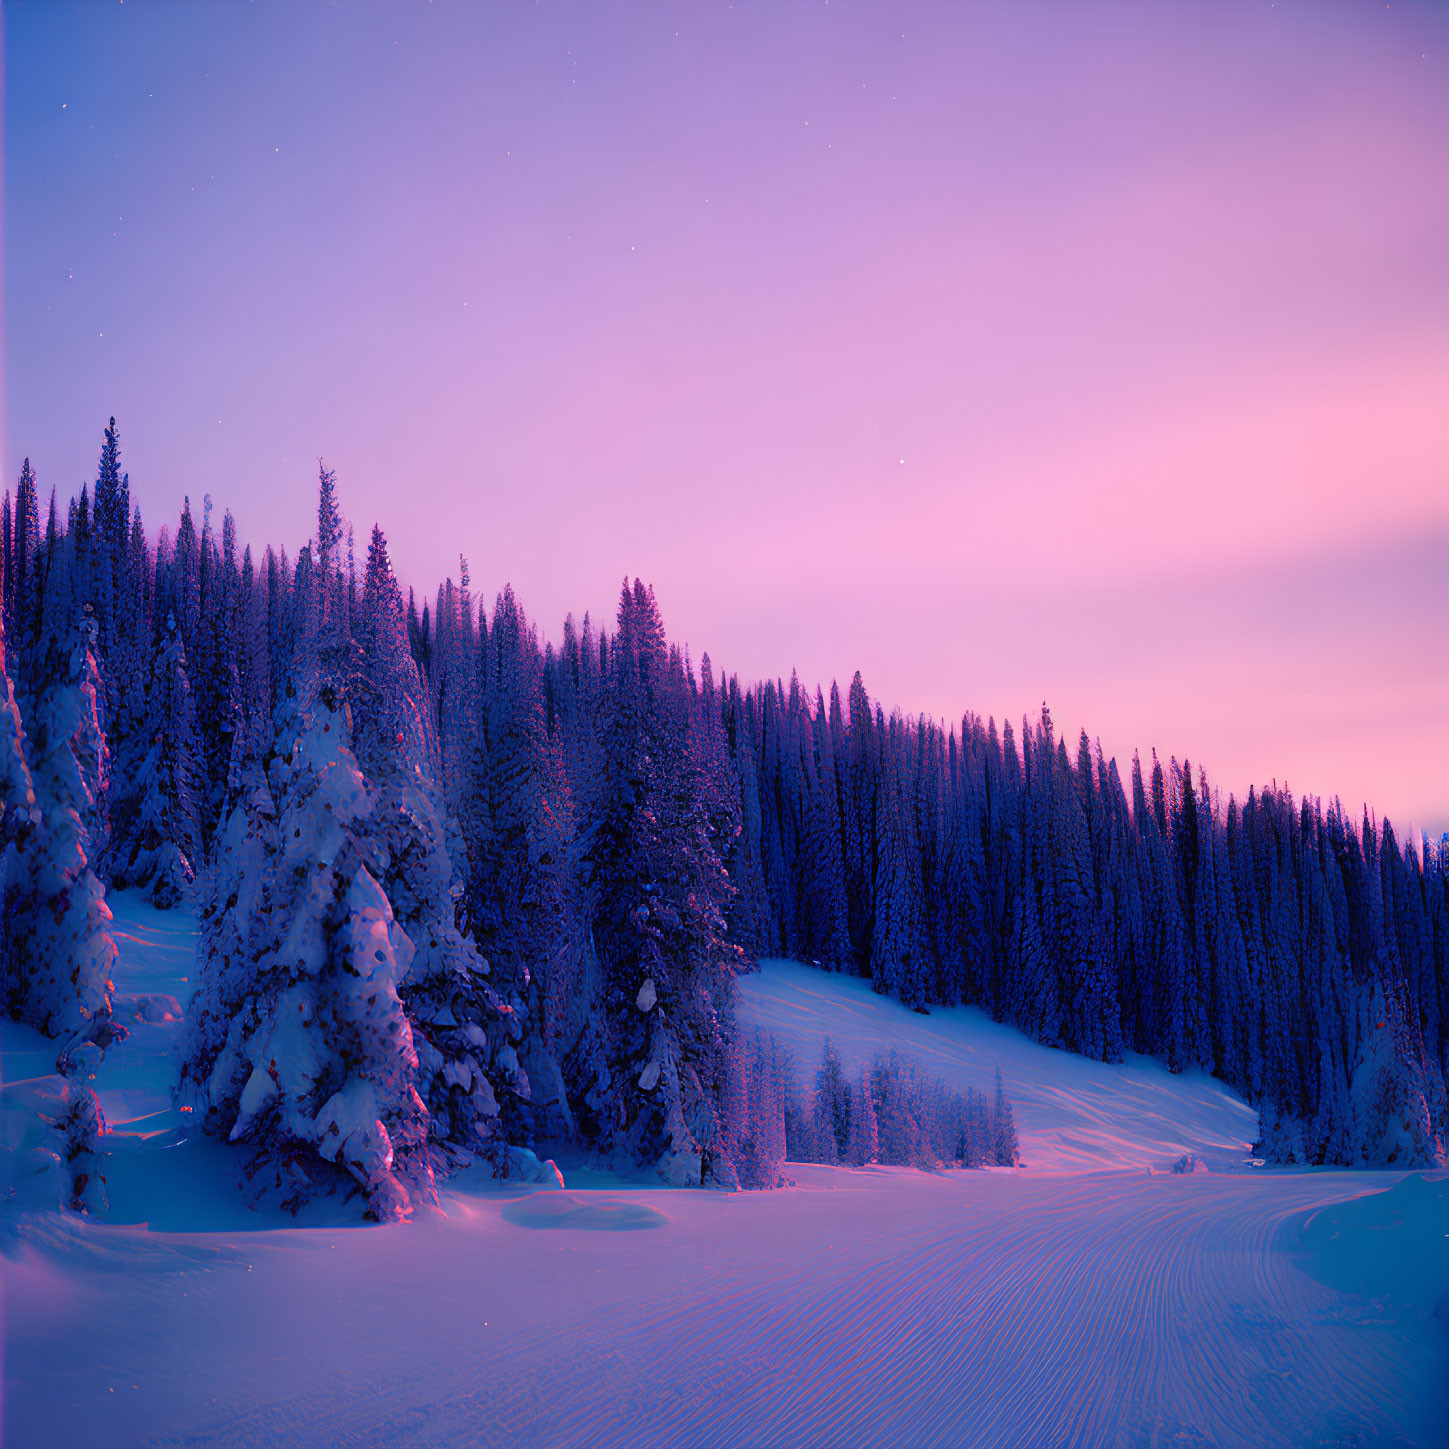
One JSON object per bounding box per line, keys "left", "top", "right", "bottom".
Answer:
{"left": 6, "top": 1, "right": 1448, "bottom": 836}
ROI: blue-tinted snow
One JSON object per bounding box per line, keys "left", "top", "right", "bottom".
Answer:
{"left": 3, "top": 896, "right": 1444, "bottom": 1448}
{"left": 737, "top": 957, "right": 1262, "bottom": 1173}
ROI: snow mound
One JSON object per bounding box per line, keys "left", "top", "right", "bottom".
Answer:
{"left": 1294, "top": 1171, "right": 1449, "bottom": 1320}
{"left": 738, "top": 958, "right": 1261, "bottom": 1172}
{"left": 0, "top": 1075, "right": 95, "bottom": 1211}
{"left": 504, "top": 1146, "right": 566, "bottom": 1188}
{"left": 501, "top": 1192, "right": 667, "bottom": 1231}
{"left": 112, "top": 993, "right": 184, "bottom": 1024}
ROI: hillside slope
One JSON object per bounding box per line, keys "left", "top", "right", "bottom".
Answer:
{"left": 737, "top": 958, "right": 1262, "bottom": 1173}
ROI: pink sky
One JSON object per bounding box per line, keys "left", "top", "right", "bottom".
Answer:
{"left": 7, "top": 1, "right": 1448, "bottom": 835}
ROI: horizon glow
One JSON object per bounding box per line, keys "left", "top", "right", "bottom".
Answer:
{"left": 6, "top": 1, "right": 1448, "bottom": 836}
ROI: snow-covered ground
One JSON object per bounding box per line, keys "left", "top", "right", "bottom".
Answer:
{"left": 738, "top": 958, "right": 1263, "bottom": 1173}
{"left": 3, "top": 897, "right": 1446, "bottom": 1447}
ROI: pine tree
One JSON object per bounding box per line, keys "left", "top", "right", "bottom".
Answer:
{"left": 108, "top": 610, "right": 202, "bottom": 905}
{"left": 992, "top": 1065, "right": 1019, "bottom": 1166}
{"left": 722, "top": 1029, "right": 788, "bottom": 1189}
{"left": 0, "top": 482, "right": 118, "bottom": 1213}
{"left": 812, "top": 1037, "right": 851, "bottom": 1164}
{"left": 189, "top": 503, "right": 243, "bottom": 855}
{"left": 846, "top": 1066, "right": 878, "bottom": 1165}
{"left": 721, "top": 677, "right": 774, "bottom": 957}
{"left": 799, "top": 689, "right": 853, "bottom": 969}
{"left": 0, "top": 607, "right": 41, "bottom": 1009}
{"left": 461, "top": 585, "right": 582, "bottom": 1076}
{"left": 178, "top": 475, "right": 434, "bottom": 1220}
{"left": 868, "top": 1052, "right": 918, "bottom": 1166}
{"left": 355, "top": 532, "right": 550, "bottom": 1176}
{"left": 92, "top": 418, "right": 129, "bottom": 559}
{"left": 5, "top": 460, "right": 42, "bottom": 669}
{"left": 870, "top": 719, "right": 930, "bottom": 1007}
{"left": 2, "top": 524, "right": 119, "bottom": 1048}
{"left": 569, "top": 580, "right": 745, "bottom": 1186}
{"left": 841, "top": 672, "right": 878, "bottom": 967}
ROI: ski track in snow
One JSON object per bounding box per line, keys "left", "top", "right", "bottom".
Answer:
{"left": 3, "top": 898, "right": 1446, "bottom": 1448}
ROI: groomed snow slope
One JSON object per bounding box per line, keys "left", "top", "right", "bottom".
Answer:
{"left": 3, "top": 897, "right": 1446, "bottom": 1448}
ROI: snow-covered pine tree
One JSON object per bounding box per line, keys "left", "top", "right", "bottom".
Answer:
{"left": 846, "top": 1066, "right": 878, "bottom": 1164}
{"left": 86, "top": 419, "right": 129, "bottom": 754}
{"left": 1169, "top": 758, "right": 1215, "bottom": 1071}
{"left": 456, "top": 584, "right": 581, "bottom": 1125}
{"left": 178, "top": 468, "right": 435, "bottom": 1220}
{"left": 0, "top": 481, "right": 118, "bottom": 1214}
{"left": 92, "top": 419, "right": 129, "bottom": 566}
{"left": 1132, "top": 751, "right": 1188, "bottom": 1070}
{"left": 721, "top": 1029, "right": 788, "bottom": 1189}
{"left": 952, "top": 1086, "right": 985, "bottom": 1167}
{"left": 812, "top": 1037, "right": 851, "bottom": 1165}
{"left": 692, "top": 654, "right": 750, "bottom": 959}
{"left": 750, "top": 679, "right": 792, "bottom": 957}
{"left": 4, "top": 461, "right": 43, "bottom": 688}
{"left": 916, "top": 1073, "right": 969, "bottom": 1168}
{"left": 107, "top": 609, "right": 203, "bottom": 906}
{"left": 2, "top": 519, "right": 118, "bottom": 1047}
{"left": 570, "top": 579, "right": 745, "bottom": 1186}
{"left": 217, "top": 541, "right": 272, "bottom": 829}
{"left": 781, "top": 1060, "right": 814, "bottom": 1163}
{"left": 1221, "top": 793, "right": 1266, "bottom": 1102}
{"left": 427, "top": 563, "right": 481, "bottom": 834}
{"left": 189, "top": 505, "right": 244, "bottom": 857}
{"left": 354, "top": 530, "right": 550, "bottom": 1176}
{"left": 0, "top": 603, "right": 40, "bottom": 1003}
{"left": 868, "top": 1051, "right": 923, "bottom": 1167}
{"left": 99, "top": 507, "right": 156, "bottom": 886}
{"left": 1047, "top": 735, "right": 1120, "bottom": 1062}
{"left": 992, "top": 1064, "right": 1019, "bottom": 1166}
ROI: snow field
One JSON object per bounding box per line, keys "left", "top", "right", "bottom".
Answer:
{"left": 3, "top": 897, "right": 1446, "bottom": 1448}
{"left": 6, "top": 1164, "right": 1441, "bottom": 1447}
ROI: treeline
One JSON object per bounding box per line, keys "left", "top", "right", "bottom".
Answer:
{"left": 1, "top": 423, "right": 1443, "bottom": 1218}
{"left": 0, "top": 427, "right": 1022, "bottom": 1217}
{"left": 721, "top": 671, "right": 1449, "bottom": 1166}
{"left": 0, "top": 437, "right": 751, "bottom": 1213}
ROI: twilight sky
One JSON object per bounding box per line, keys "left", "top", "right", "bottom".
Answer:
{"left": 6, "top": 1, "right": 1448, "bottom": 837}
